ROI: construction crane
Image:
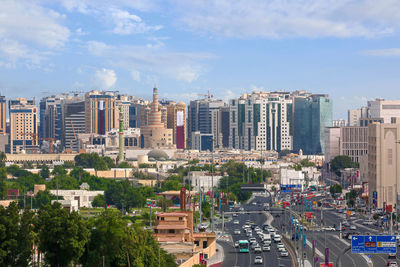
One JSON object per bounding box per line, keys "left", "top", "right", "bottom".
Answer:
{"left": 20, "top": 133, "right": 55, "bottom": 153}
{"left": 197, "top": 90, "right": 213, "bottom": 99}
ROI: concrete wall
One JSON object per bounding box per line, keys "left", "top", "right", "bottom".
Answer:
{"left": 179, "top": 239, "right": 216, "bottom": 267}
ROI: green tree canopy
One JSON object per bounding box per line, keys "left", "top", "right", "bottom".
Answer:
{"left": 330, "top": 155, "right": 359, "bottom": 176}
{"left": 74, "top": 153, "right": 115, "bottom": 170}
{"left": 330, "top": 184, "right": 343, "bottom": 196}
{"left": 92, "top": 194, "right": 106, "bottom": 208}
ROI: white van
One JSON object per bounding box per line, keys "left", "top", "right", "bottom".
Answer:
{"left": 263, "top": 234, "right": 272, "bottom": 245}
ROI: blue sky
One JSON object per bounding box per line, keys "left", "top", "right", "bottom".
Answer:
{"left": 1, "top": 0, "right": 400, "bottom": 118}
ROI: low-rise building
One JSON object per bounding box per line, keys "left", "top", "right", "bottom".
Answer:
{"left": 186, "top": 171, "right": 223, "bottom": 192}
{"left": 49, "top": 189, "right": 104, "bottom": 208}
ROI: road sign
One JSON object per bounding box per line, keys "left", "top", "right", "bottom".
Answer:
{"left": 351, "top": 235, "right": 397, "bottom": 254}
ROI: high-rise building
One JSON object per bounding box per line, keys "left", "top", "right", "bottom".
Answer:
{"left": 229, "top": 91, "right": 293, "bottom": 152}
{"left": 293, "top": 94, "right": 332, "bottom": 155}
{"left": 62, "top": 99, "right": 85, "bottom": 152}
{"left": 368, "top": 119, "right": 400, "bottom": 209}
{"left": 9, "top": 98, "right": 38, "bottom": 153}
{"left": 219, "top": 106, "right": 230, "bottom": 148}
{"left": 140, "top": 87, "right": 174, "bottom": 149}
{"left": 368, "top": 99, "right": 400, "bottom": 123}
{"left": 116, "top": 95, "right": 130, "bottom": 130}
{"left": 340, "top": 126, "right": 368, "bottom": 163}
{"left": 40, "top": 95, "right": 69, "bottom": 142}
{"left": 85, "top": 91, "right": 119, "bottom": 134}
{"left": 0, "top": 96, "right": 6, "bottom": 134}
{"left": 348, "top": 107, "right": 368, "bottom": 126}
{"left": 187, "top": 95, "right": 226, "bottom": 148}
{"left": 166, "top": 101, "right": 187, "bottom": 149}
{"left": 323, "top": 127, "right": 341, "bottom": 162}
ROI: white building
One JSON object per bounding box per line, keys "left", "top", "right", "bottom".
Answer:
{"left": 368, "top": 99, "right": 400, "bottom": 123}
{"left": 280, "top": 168, "right": 305, "bottom": 191}
{"left": 324, "top": 127, "right": 341, "bottom": 162}
{"left": 229, "top": 91, "right": 293, "bottom": 152}
{"left": 49, "top": 190, "right": 104, "bottom": 208}
{"left": 186, "top": 171, "right": 223, "bottom": 192}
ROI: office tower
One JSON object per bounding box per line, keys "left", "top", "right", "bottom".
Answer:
{"left": 62, "top": 99, "right": 85, "bottom": 152}
{"left": 229, "top": 91, "right": 293, "bottom": 152}
{"left": 166, "top": 101, "right": 187, "bottom": 149}
{"left": 368, "top": 99, "right": 400, "bottom": 123}
{"left": 116, "top": 95, "right": 130, "bottom": 129}
{"left": 293, "top": 94, "right": 332, "bottom": 155}
{"left": 347, "top": 107, "right": 368, "bottom": 126}
{"left": 340, "top": 126, "right": 368, "bottom": 163}
{"left": 219, "top": 106, "right": 230, "bottom": 148}
{"left": 9, "top": 98, "right": 38, "bottom": 153}
{"left": 129, "top": 102, "right": 144, "bottom": 128}
{"left": 85, "top": 90, "right": 118, "bottom": 134}
{"left": 187, "top": 95, "right": 226, "bottom": 148}
{"left": 0, "top": 96, "right": 5, "bottom": 134}
{"left": 40, "top": 95, "right": 70, "bottom": 142}
{"left": 323, "top": 127, "right": 341, "bottom": 162}
{"left": 140, "top": 87, "right": 174, "bottom": 149}
{"left": 368, "top": 119, "right": 400, "bottom": 209}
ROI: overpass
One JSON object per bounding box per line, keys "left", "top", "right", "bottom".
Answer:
{"left": 240, "top": 183, "right": 267, "bottom": 192}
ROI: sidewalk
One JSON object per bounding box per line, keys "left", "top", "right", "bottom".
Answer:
{"left": 207, "top": 242, "right": 224, "bottom": 267}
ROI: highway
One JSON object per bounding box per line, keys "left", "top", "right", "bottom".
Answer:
{"left": 221, "top": 195, "right": 295, "bottom": 267}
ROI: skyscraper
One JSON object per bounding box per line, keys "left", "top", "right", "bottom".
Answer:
{"left": 85, "top": 91, "right": 118, "bottom": 134}
{"left": 40, "top": 95, "right": 68, "bottom": 142}
{"left": 62, "top": 98, "right": 85, "bottom": 152}
{"left": 229, "top": 91, "right": 293, "bottom": 151}
{"left": 0, "top": 96, "right": 6, "bottom": 134}
{"left": 187, "top": 95, "right": 226, "bottom": 148}
{"left": 140, "top": 87, "right": 174, "bottom": 149}
{"left": 166, "top": 101, "right": 187, "bottom": 149}
{"left": 9, "top": 98, "right": 38, "bottom": 153}
{"left": 293, "top": 94, "right": 332, "bottom": 155}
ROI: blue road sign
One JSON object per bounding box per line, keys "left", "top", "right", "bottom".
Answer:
{"left": 352, "top": 235, "right": 397, "bottom": 254}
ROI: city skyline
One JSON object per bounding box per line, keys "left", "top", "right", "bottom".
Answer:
{"left": 1, "top": 1, "right": 400, "bottom": 118}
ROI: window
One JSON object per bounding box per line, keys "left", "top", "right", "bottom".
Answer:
{"left": 168, "top": 229, "right": 174, "bottom": 234}
{"left": 161, "top": 217, "right": 165, "bottom": 221}
{"left": 179, "top": 217, "right": 183, "bottom": 221}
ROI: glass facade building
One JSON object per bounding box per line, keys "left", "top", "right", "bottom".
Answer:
{"left": 293, "top": 95, "right": 332, "bottom": 155}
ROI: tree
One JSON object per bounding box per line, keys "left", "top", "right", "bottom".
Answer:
{"left": 31, "top": 190, "right": 59, "bottom": 209}
{"left": 40, "top": 165, "right": 50, "bottom": 179}
{"left": 330, "top": 155, "right": 359, "bottom": 176}
{"left": 0, "top": 202, "right": 35, "bottom": 267}
{"left": 92, "top": 194, "right": 106, "bottom": 208}
{"left": 330, "top": 184, "right": 342, "bottom": 196}
{"left": 74, "top": 153, "right": 110, "bottom": 170}
{"left": 300, "top": 159, "right": 315, "bottom": 167}
{"left": 157, "top": 197, "right": 173, "bottom": 212}
{"left": 105, "top": 180, "right": 145, "bottom": 211}
{"left": 201, "top": 201, "right": 211, "bottom": 218}
{"left": 0, "top": 168, "right": 6, "bottom": 200}
{"left": 0, "top": 152, "right": 6, "bottom": 168}
{"left": 51, "top": 165, "right": 67, "bottom": 176}
{"left": 36, "top": 202, "right": 89, "bottom": 267}
{"left": 118, "top": 161, "right": 131, "bottom": 168}
{"left": 161, "top": 179, "right": 182, "bottom": 191}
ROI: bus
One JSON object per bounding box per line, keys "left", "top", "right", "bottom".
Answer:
{"left": 239, "top": 240, "right": 249, "bottom": 253}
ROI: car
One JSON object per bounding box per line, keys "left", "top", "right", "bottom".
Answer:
{"left": 249, "top": 238, "right": 257, "bottom": 244}
{"left": 233, "top": 220, "right": 239, "bottom": 225}
{"left": 322, "top": 226, "right": 335, "bottom": 231}
{"left": 254, "top": 246, "right": 262, "bottom": 253}
{"left": 232, "top": 213, "right": 238, "bottom": 217}
{"left": 234, "top": 241, "right": 239, "bottom": 248}
{"left": 274, "top": 234, "right": 282, "bottom": 242}
{"left": 280, "top": 250, "right": 289, "bottom": 257}
{"left": 277, "top": 243, "right": 285, "bottom": 251}
{"left": 251, "top": 242, "right": 259, "bottom": 249}
{"left": 254, "top": 256, "right": 263, "bottom": 264}
{"left": 350, "top": 225, "right": 356, "bottom": 230}
{"left": 246, "top": 231, "right": 253, "bottom": 237}
{"left": 234, "top": 229, "right": 241, "bottom": 235}
{"left": 262, "top": 245, "right": 271, "bottom": 251}
{"left": 387, "top": 261, "right": 398, "bottom": 267}
{"left": 343, "top": 221, "right": 350, "bottom": 227}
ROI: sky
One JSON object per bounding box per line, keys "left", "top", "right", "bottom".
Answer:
{"left": 1, "top": 0, "right": 400, "bottom": 118}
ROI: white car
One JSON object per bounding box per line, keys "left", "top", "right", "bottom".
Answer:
{"left": 234, "top": 241, "right": 239, "bottom": 248}
{"left": 254, "top": 246, "right": 262, "bottom": 253}
{"left": 262, "top": 245, "right": 271, "bottom": 251}
{"left": 350, "top": 225, "right": 356, "bottom": 230}
{"left": 280, "top": 250, "right": 289, "bottom": 257}
{"left": 233, "top": 220, "right": 239, "bottom": 225}
{"left": 249, "top": 238, "right": 257, "bottom": 244}
{"left": 274, "top": 234, "right": 282, "bottom": 242}
{"left": 322, "top": 226, "right": 335, "bottom": 231}
{"left": 254, "top": 256, "right": 263, "bottom": 264}
{"left": 234, "top": 229, "right": 241, "bottom": 235}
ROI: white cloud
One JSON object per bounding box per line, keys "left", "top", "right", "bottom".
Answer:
{"left": 172, "top": 0, "right": 400, "bottom": 38}
{"left": 87, "top": 41, "right": 213, "bottom": 82}
{"left": 94, "top": 68, "right": 117, "bottom": 88}
{"left": 76, "top": 28, "right": 88, "bottom": 36}
{"left": 362, "top": 48, "right": 400, "bottom": 56}
{"left": 130, "top": 70, "right": 141, "bottom": 81}
{"left": 0, "top": 0, "right": 69, "bottom": 67}
{"left": 110, "top": 8, "right": 162, "bottom": 35}
{"left": 87, "top": 41, "right": 112, "bottom": 56}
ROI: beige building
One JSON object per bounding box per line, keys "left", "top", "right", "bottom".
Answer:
{"left": 368, "top": 119, "right": 400, "bottom": 209}
{"left": 0, "top": 96, "right": 6, "bottom": 134}
{"left": 340, "top": 126, "right": 368, "bottom": 163}
{"left": 166, "top": 101, "right": 186, "bottom": 149}
{"left": 368, "top": 99, "right": 400, "bottom": 123}
{"left": 140, "top": 87, "right": 175, "bottom": 149}
{"left": 9, "top": 98, "right": 39, "bottom": 153}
